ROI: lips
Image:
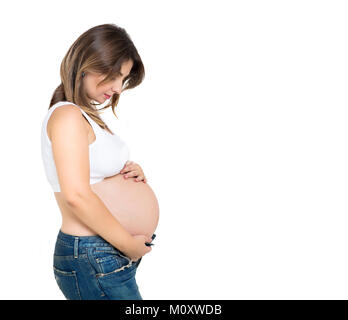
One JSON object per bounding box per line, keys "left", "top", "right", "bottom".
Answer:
{"left": 104, "top": 94, "right": 111, "bottom": 99}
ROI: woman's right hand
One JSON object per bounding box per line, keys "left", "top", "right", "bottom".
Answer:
{"left": 126, "top": 234, "right": 153, "bottom": 262}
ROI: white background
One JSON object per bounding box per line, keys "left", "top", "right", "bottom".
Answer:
{"left": 0, "top": 0, "right": 347, "bottom": 299}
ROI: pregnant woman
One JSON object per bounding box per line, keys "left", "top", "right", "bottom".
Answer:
{"left": 40, "top": 24, "right": 159, "bottom": 300}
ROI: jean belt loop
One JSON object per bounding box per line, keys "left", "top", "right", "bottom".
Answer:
{"left": 74, "top": 237, "right": 79, "bottom": 259}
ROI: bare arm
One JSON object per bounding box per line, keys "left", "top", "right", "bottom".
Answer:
{"left": 49, "top": 105, "right": 136, "bottom": 254}
{"left": 66, "top": 191, "right": 134, "bottom": 254}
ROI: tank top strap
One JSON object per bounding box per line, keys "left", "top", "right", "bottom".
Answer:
{"left": 50, "top": 101, "right": 102, "bottom": 134}
{"left": 78, "top": 108, "right": 101, "bottom": 133}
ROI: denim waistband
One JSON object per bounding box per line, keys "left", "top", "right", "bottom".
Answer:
{"left": 57, "top": 230, "right": 156, "bottom": 246}
{"left": 57, "top": 230, "right": 112, "bottom": 247}
{"left": 56, "top": 230, "right": 127, "bottom": 258}
{"left": 56, "top": 230, "right": 156, "bottom": 258}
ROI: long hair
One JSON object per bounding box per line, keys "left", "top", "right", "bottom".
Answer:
{"left": 49, "top": 23, "right": 145, "bottom": 134}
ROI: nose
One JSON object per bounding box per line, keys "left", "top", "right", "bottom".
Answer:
{"left": 111, "top": 87, "right": 121, "bottom": 95}
{"left": 111, "top": 80, "right": 123, "bottom": 95}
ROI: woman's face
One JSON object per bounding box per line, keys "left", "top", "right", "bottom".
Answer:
{"left": 83, "top": 59, "right": 133, "bottom": 103}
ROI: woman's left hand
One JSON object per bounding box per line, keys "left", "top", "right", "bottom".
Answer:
{"left": 120, "top": 160, "right": 147, "bottom": 183}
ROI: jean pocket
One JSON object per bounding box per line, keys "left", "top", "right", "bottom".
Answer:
{"left": 53, "top": 266, "right": 82, "bottom": 300}
{"left": 93, "top": 247, "right": 133, "bottom": 276}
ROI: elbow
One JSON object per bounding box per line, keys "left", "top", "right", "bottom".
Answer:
{"left": 63, "top": 189, "right": 93, "bottom": 207}
{"left": 65, "top": 194, "right": 82, "bottom": 207}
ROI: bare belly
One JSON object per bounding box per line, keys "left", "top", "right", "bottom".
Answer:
{"left": 56, "top": 174, "right": 160, "bottom": 238}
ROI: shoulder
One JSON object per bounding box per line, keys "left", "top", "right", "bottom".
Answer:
{"left": 50, "top": 104, "right": 82, "bottom": 117}
{"left": 47, "top": 104, "right": 87, "bottom": 140}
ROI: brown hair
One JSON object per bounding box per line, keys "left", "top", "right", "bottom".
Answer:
{"left": 49, "top": 23, "right": 145, "bottom": 134}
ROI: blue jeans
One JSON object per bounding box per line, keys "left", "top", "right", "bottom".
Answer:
{"left": 53, "top": 230, "right": 155, "bottom": 300}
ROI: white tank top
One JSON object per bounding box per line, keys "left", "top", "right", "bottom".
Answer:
{"left": 41, "top": 101, "right": 130, "bottom": 192}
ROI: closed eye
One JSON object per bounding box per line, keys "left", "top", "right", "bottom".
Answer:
{"left": 111, "top": 71, "right": 129, "bottom": 82}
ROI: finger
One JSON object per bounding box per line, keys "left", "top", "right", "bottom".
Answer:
{"left": 120, "top": 161, "right": 135, "bottom": 173}
{"left": 121, "top": 162, "right": 129, "bottom": 171}
{"left": 123, "top": 170, "right": 139, "bottom": 178}
{"left": 135, "top": 176, "right": 145, "bottom": 182}
{"left": 121, "top": 165, "right": 136, "bottom": 172}
{"left": 120, "top": 166, "right": 127, "bottom": 173}
{"left": 126, "top": 161, "right": 135, "bottom": 169}
{"left": 121, "top": 165, "right": 136, "bottom": 174}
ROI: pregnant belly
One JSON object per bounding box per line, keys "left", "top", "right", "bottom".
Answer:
{"left": 90, "top": 174, "right": 160, "bottom": 238}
